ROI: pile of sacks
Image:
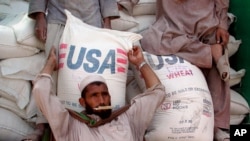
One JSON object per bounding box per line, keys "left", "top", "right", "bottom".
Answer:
{"left": 0, "top": 0, "right": 249, "bottom": 141}
{"left": 117, "top": 0, "right": 250, "bottom": 126}
{"left": 0, "top": 0, "right": 47, "bottom": 140}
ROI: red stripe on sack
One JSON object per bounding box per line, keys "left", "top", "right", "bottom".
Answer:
{"left": 59, "top": 63, "right": 64, "bottom": 69}
{"left": 60, "top": 43, "right": 67, "bottom": 49}
{"left": 117, "top": 48, "right": 127, "bottom": 56}
{"left": 117, "top": 67, "right": 126, "bottom": 73}
{"left": 117, "top": 58, "right": 127, "bottom": 64}
{"left": 59, "top": 53, "right": 66, "bottom": 59}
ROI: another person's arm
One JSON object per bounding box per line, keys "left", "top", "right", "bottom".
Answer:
{"left": 215, "top": 0, "right": 230, "bottom": 46}
{"left": 99, "top": 0, "right": 120, "bottom": 29}
{"left": 28, "top": 0, "right": 48, "bottom": 42}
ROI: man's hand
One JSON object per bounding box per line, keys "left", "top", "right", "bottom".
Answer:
{"left": 216, "top": 27, "right": 229, "bottom": 47}
{"left": 127, "top": 46, "right": 145, "bottom": 68}
{"left": 41, "top": 47, "right": 58, "bottom": 75}
{"left": 128, "top": 46, "right": 161, "bottom": 88}
{"left": 35, "top": 12, "right": 47, "bottom": 43}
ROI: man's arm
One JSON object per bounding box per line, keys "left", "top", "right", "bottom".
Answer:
{"left": 127, "top": 46, "right": 165, "bottom": 138}
{"left": 40, "top": 47, "right": 58, "bottom": 75}
{"left": 28, "top": 0, "right": 48, "bottom": 19}
{"left": 215, "top": 0, "right": 230, "bottom": 46}
{"left": 32, "top": 47, "right": 69, "bottom": 140}
{"left": 28, "top": 0, "right": 48, "bottom": 42}
{"left": 127, "top": 46, "right": 161, "bottom": 88}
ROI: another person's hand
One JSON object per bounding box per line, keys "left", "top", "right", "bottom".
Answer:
{"left": 35, "top": 12, "right": 47, "bottom": 43}
{"left": 127, "top": 46, "right": 145, "bottom": 67}
{"left": 216, "top": 27, "right": 229, "bottom": 47}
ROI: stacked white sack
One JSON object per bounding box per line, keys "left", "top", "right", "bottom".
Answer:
{"left": 230, "top": 89, "right": 250, "bottom": 125}
{"left": 0, "top": 0, "right": 45, "bottom": 140}
{"left": 225, "top": 23, "right": 249, "bottom": 124}
{"left": 114, "top": 0, "right": 156, "bottom": 33}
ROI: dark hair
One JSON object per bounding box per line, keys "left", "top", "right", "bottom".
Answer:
{"left": 81, "top": 81, "right": 106, "bottom": 98}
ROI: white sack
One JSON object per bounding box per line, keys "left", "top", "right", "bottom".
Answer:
{"left": 132, "top": 52, "right": 214, "bottom": 141}
{"left": 132, "top": 0, "right": 156, "bottom": 16}
{"left": 229, "top": 68, "right": 246, "bottom": 87}
{"left": 0, "top": 25, "right": 39, "bottom": 59}
{"left": 126, "top": 78, "right": 142, "bottom": 104}
{"left": 230, "top": 114, "right": 246, "bottom": 125}
{"left": 126, "top": 68, "right": 135, "bottom": 85}
{"left": 0, "top": 73, "right": 31, "bottom": 109}
{"left": 0, "top": 0, "right": 10, "bottom": 5}
{"left": 128, "top": 14, "right": 156, "bottom": 33}
{"left": 25, "top": 91, "right": 39, "bottom": 120}
{"left": 57, "top": 10, "right": 142, "bottom": 112}
{"left": 0, "top": 0, "right": 28, "bottom": 15}
{"left": 0, "top": 97, "right": 27, "bottom": 119}
{"left": 227, "top": 13, "right": 236, "bottom": 27}
{"left": 0, "top": 12, "right": 25, "bottom": 26}
{"left": 0, "top": 52, "right": 46, "bottom": 80}
{"left": 0, "top": 108, "right": 34, "bottom": 141}
{"left": 230, "top": 89, "right": 250, "bottom": 115}
{"left": 11, "top": 14, "right": 45, "bottom": 50}
{"left": 227, "top": 35, "right": 241, "bottom": 57}
{"left": 111, "top": 10, "right": 138, "bottom": 31}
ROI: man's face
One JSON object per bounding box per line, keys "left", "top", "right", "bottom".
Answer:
{"left": 83, "top": 83, "right": 112, "bottom": 119}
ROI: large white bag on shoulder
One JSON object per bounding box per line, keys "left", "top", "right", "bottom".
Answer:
{"left": 132, "top": 52, "right": 214, "bottom": 141}
{"left": 58, "top": 10, "right": 142, "bottom": 112}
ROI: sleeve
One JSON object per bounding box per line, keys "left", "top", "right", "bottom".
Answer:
{"left": 215, "top": 0, "right": 229, "bottom": 30}
{"left": 117, "top": 0, "right": 139, "bottom": 15}
{"left": 32, "top": 74, "right": 69, "bottom": 140}
{"left": 100, "top": 0, "right": 120, "bottom": 19}
{"left": 127, "top": 83, "right": 166, "bottom": 136}
{"left": 28, "top": 0, "right": 48, "bottom": 19}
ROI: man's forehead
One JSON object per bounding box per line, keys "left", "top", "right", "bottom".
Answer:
{"left": 85, "top": 83, "right": 109, "bottom": 96}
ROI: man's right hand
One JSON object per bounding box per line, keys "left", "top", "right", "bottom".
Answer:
{"left": 127, "top": 46, "right": 161, "bottom": 88}
{"left": 41, "top": 47, "right": 58, "bottom": 75}
{"left": 127, "top": 46, "right": 145, "bottom": 67}
{"left": 35, "top": 12, "right": 47, "bottom": 43}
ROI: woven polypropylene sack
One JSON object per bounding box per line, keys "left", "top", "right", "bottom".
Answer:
{"left": 0, "top": 108, "right": 34, "bottom": 141}
{"left": 132, "top": 52, "right": 214, "bottom": 141}
{"left": 0, "top": 25, "right": 39, "bottom": 59}
{"left": 230, "top": 89, "right": 250, "bottom": 115}
{"left": 0, "top": 73, "right": 31, "bottom": 109}
{"left": 132, "top": 0, "right": 156, "bottom": 16}
{"left": 57, "top": 10, "right": 142, "bottom": 112}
